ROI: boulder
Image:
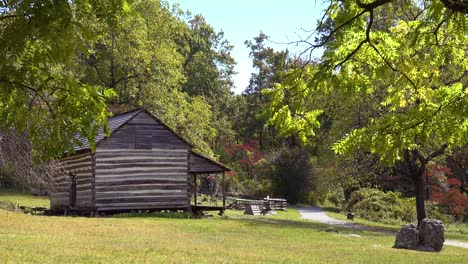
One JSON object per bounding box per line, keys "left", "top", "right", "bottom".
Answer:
{"left": 394, "top": 224, "right": 419, "bottom": 249}
{"left": 419, "top": 218, "right": 445, "bottom": 252}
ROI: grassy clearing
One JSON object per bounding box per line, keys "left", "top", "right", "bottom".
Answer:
{"left": 0, "top": 187, "right": 49, "bottom": 208}
{"left": 0, "top": 190, "right": 466, "bottom": 263}
{"left": 323, "top": 208, "right": 468, "bottom": 242}
{"left": 0, "top": 209, "right": 467, "bottom": 263}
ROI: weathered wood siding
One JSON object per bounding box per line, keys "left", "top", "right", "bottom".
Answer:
{"left": 94, "top": 111, "right": 190, "bottom": 211}
{"left": 51, "top": 152, "right": 94, "bottom": 208}
{"left": 190, "top": 154, "right": 224, "bottom": 174}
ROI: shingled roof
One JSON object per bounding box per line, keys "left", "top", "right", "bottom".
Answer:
{"left": 73, "top": 108, "right": 143, "bottom": 151}
{"left": 72, "top": 108, "right": 229, "bottom": 172}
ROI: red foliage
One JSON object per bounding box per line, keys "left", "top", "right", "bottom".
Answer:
{"left": 223, "top": 139, "right": 264, "bottom": 165}
{"left": 447, "top": 178, "right": 462, "bottom": 187}
{"left": 222, "top": 139, "right": 265, "bottom": 177}
{"left": 226, "top": 171, "right": 237, "bottom": 177}
{"left": 426, "top": 163, "right": 452, "bottom": 177}
{"left": 427, "top": 163, "right": 467, "bottom": 218}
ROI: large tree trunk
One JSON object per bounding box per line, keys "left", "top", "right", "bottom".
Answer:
{"left": 414, "top": 170, "right": 427, "bottom": 225}
{"left": 399, "top": 145, "right": 448, "bottom": 226}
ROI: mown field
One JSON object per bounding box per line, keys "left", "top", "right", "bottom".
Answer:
{"left": 0, "top": 189, "right": 467, "bottom": 263}
{"left": 324, "top": 208, "right": 468, "bottom": 243}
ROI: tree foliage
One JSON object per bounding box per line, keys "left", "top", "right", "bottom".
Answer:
{"left": 0, "top": 0, "right": 134, "bottom": 159}
{"left": 264, "top": 0, "right": 467, "bottom": 222}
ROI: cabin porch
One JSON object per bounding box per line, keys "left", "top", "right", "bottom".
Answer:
{"left": 189, "top": 151, "right": 230, "bottom": 216}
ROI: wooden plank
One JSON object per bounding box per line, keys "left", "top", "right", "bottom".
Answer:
{"left": 95, "top": 184, "right": 187, "bottom": 192}
{"left": 96, "top": 189, "right": 186, "bottom": 197}
{"left": 60, "top": 152, "right": 91, "bottom": 162}
{"left": 96, "top": 167, "right": 187, "bottom": 174}
{"left": 96, "top": 172, "right": 188, "bottom": 179}
{"left": 97, "top": 204, "right": 188, "bottom": 211}
{"left": 96, "top": 148, "right": 187, "bottom": 153}
{"left": 96, "top": 162, "right": 187, "bottom": 168}
{"left": 96, "top": 196, "right": 188, "bottom": 204}
{"left": 95, "top": 179, "right": 188, "bottom": 186}
{"left": 96, "top": 201, "right": 188, "bottom": 208}
{"left": 62, "top": 155, "right": 92, "bottom": 164}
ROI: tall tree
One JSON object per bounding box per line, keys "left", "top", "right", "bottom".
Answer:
{"left": 0, "top": 0, "right": 130, "bottom": 159}
{"left": 265, "top": 0, "right": 467, "bottom": 224}
{"left": 79, "top": 0, "right": 185, "bottom": 105}
{"left": 242, "top": 33, "right": 290, "bottom": 148}
{"left": 78, "top": 0, "right": 218, "bottom": 156}
{"left": 175, "top": 13, "right": 239, "bottom": 150}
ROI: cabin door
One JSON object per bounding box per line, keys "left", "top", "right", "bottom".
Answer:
{"left": 69, "top": 174, "right": 77, "bottom": 208}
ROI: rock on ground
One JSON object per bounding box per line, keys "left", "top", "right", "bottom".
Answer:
{"left": 419, "top": 218, "right": 445, "bottom": 252}
{"left": 394, "top": 224, "right": 419, "bottom": 250}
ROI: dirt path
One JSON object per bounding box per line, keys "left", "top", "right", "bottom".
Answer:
{"left": 297, "top": 206, "right": 468, "bottom": 249}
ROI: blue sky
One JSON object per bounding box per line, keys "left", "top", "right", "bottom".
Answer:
{"left": 169, "top": 0, "right": 325, "bottom": 94}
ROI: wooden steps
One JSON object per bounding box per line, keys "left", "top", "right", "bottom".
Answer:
{"left": 244, "top": 204, "right": 261, "bottom": 215}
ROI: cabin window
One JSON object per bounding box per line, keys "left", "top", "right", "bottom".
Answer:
{"left": 69, "top": 174, "right": 77, "bottom": 208}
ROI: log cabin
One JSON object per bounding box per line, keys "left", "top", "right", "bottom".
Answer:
{"left": 49, "top": 108, "right": 230, "bottom": 214}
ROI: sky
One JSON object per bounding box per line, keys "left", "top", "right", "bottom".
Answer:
{"left": 169, "top": 0, "right": 325, "bottom": 94}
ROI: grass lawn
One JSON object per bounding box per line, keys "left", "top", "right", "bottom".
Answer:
{"left": 323, "top": 208, "right": 468, "bottom": 242}
{"left": 0, "top": 187, "right": 49, "bottom": 208}
{"left": 0, "top": 189, "right": 467, "bottom": 263}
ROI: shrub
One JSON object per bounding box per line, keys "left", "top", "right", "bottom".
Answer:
{"left": 346, "top": 188, "right": 416, "bottom": 224}
{"left": 427, "top": 163, "right": 468, "bottom": 222}
{"left": 261, "top": 147, "right": 315, "bottom": 204}
{"left": 325, "top": 186, "right": 346, "bottom": 208}
{"left": 237, "top": 179, "right": 271, "bottom": 199}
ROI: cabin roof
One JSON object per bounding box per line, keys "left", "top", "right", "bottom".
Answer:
{"left": 71, "top": 108, "right": 229, "bottom": 172}
{"left": 73, "top": 108, "right": 192, "bottom": 151}
{"left": 190, "top": 150, "right": 231, "bottom": 173}
{"left": 73, "top": 108, "right": 143, "bottom": 151}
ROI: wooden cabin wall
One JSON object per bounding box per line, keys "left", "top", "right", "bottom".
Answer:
{"left": 94, "top": 111, "right": 190, "bottom": 211}
{"left": 50, "top": 152, "right": 94, "bottom": 208}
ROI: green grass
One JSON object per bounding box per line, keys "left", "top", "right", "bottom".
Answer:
{"left": 323, "top": 207, "right": 468, "bottom": 242}
{"left": 0, "top": 190, "right": 466, "bottom": 263}
{"left": 0, "top": 187, "right": 49, "bottom": 208}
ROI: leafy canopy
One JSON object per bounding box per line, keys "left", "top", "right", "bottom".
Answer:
{"left": 0, "top": 0, "right": 131, "bottom": 159}
{"left": 264, "top": 0, "right": 467, "bottom": 164}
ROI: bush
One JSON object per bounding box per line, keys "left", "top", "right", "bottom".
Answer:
{"left": 237, "top": 179, "right": 271, "bottom": 199}
{"left": 325, "top": 187, "right": 346, "bottom": 208}
{"left": 345, "top": 188, "right": 416, "bottom": 224}
{"left": 261, "top": 147, "right": 315, "bottom": 204}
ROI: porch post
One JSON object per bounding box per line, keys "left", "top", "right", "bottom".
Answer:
{"left": 222, "top": 171, "right": 226, "bottom": 209}
{"left": 193, "top": 174, "right": 197, "bottom": 205}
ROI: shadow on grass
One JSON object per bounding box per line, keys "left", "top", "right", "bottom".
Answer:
{"left": 226, "top": 216, "right": 392, "bottom": 237}
{"left": 112, "top": 211, "right": 193, "bottom": 219}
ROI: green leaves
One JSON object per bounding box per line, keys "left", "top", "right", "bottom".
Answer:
{"left": 263, "top": 0, "right": 468, "bottom": 164}
{"left": 0, "top": 0, "right": 135, "bottom": 160}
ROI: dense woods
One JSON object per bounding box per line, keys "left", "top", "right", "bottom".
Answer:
{"left": 0, "top": 0, "right": 467, "bottom": 224}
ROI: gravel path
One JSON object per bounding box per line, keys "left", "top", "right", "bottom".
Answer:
{"left": 297, "top": 206, "right": 468, "bottom": 249}
{"left": 297, "top": 207, "right": 346, "bottom": 225}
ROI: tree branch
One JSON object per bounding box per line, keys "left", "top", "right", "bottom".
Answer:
{"left": 444, "top": 70, "right": 468, "bottom": 86}
{"left": 433, "top": 19, "right": 446, "bottom": 46}
{"left": 427, "top": 144, "right": 448, "bottom": 161}
{"left": 440, "top": 0, "right": 468, "bottom": 14}
{"left": 356, "top": 0, "right": 393, "bottom": 10}
{"left": 334, "top": 8, "right": 375, "bottom": 69}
